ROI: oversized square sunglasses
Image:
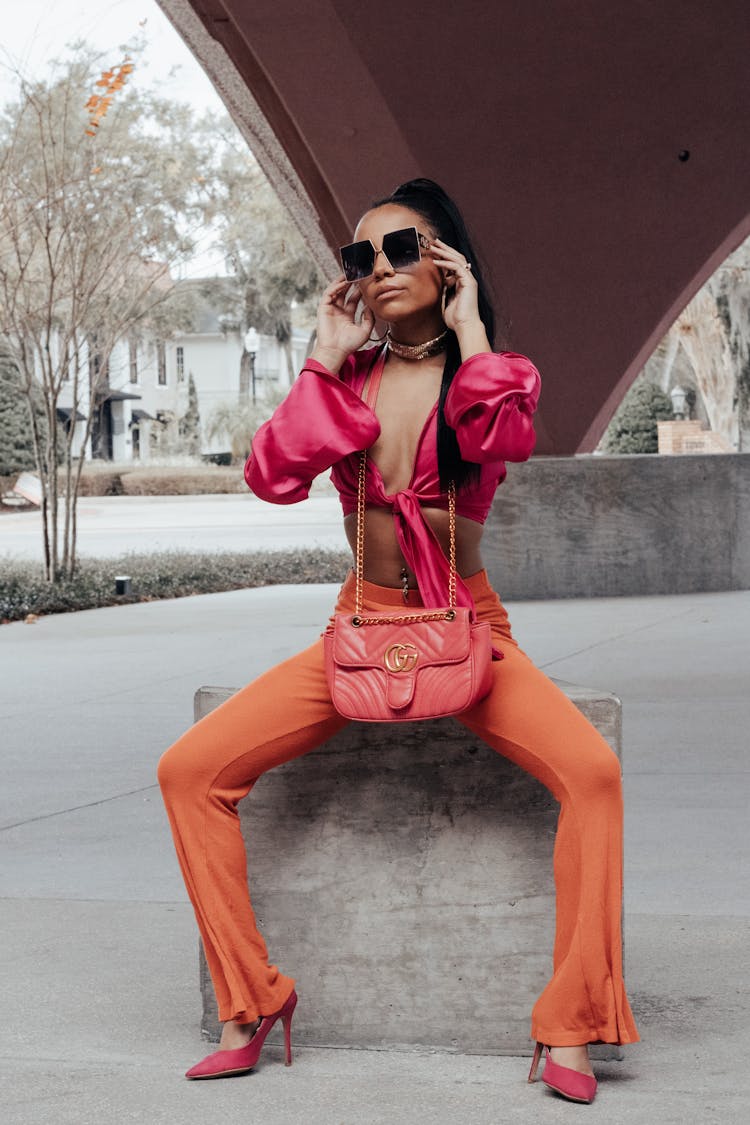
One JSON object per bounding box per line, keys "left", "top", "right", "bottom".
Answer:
{"left": 339, "top": 226, "right": 431, "bottom": 283}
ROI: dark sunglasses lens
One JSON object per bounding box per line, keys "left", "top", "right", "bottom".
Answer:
{"left": 340, "top": 241, "right": 374, "bottom": 281}
{"left": 382, "top": 228, "right": 421, "bottom": 269}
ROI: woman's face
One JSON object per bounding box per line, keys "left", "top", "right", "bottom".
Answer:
{"left": 352, "top": 204, "right": 444, "bottom": 325}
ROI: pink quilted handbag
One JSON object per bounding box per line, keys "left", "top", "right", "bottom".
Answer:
{"left": 324, "top": 451, "right": 493, "bottom": 722}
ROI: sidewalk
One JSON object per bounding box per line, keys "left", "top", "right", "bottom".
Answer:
{"left": 1, "top": 584, "right": 748, "bottom": 1124}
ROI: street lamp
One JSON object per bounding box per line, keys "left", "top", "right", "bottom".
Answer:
{"left": 670, "top": 385, "right": 688, "bottom": 419}
{"left": 244, "top": 327, "right": 260, "bottom": 403}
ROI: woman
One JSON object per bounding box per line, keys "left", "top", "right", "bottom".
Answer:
{"left": 157, "top": 177, "right": 639, "bottom": 1101}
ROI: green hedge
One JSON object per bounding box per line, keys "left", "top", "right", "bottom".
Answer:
{"left": 77, "top": 464, "right": 247, "bottom": 495}
{"left": 0, "top": 548, "right": 351, "bottom": 623}
{"left": 2, "top": 465, "right": 248, "bottom": 498}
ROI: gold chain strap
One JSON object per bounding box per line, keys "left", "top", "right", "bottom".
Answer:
{"left": 352, "top": 609, "right": 456, "bottom": 627}
{"left": 355, "top": 449, "right": 367, "bottom": 616}
{"left": 354, "top": 449, "right": 457, "bottom": 622}
{"left": 448, "top": 476, "right": 457, "bottom": 610}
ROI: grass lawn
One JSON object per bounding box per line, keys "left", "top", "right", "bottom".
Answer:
{"left": 0, "top": 548, "right": 351, "bottom": 623}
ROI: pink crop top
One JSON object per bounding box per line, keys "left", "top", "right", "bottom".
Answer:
{"left": 245, "top": 343, "right": 541, "bottom": 615}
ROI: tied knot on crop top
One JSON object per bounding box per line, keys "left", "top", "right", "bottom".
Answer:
{"left": 245, "top": 342, "right": 541, "bottom": 620}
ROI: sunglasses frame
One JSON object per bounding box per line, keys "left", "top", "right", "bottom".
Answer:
{"left": 339, "top": 225, "right": 432, "bottom": 283}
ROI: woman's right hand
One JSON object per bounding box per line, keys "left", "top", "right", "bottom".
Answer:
{"left": 311, "top": 276, "right": 376, "bottom": 372}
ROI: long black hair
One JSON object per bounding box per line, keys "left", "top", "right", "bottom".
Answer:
{"left": 369, "top": 178, "right": 496, "bottom": 491}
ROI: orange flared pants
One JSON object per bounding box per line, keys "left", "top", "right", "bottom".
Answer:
{"left": 157, "top": 570, "right": 639, "bottom": 1047}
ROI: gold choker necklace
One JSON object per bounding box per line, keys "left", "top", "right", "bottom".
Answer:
{"left": 386, "top": 329, "right": 448, "bottom": 361}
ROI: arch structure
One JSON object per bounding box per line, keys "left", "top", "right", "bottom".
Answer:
{"left": 157, "top": 0, "right": 750, "bottom": 453}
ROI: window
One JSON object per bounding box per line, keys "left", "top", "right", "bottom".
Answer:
{"left": 176, "top": 345, "right": 185, "bottom": 382}
{"left": 157, "top": 341, "right": 167, "bottom": 385}
{"left": 129, "top": 338, "right": 138, "bottom": 384}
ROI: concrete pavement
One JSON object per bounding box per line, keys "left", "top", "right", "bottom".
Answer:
{"left": 0, "top": 492, "right": 347, "bottom": 560}
{"left": 1, "top": 583, "right": 748, "bottom": 1123}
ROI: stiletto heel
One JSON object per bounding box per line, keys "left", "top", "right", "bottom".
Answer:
{"left": 185, "top": 989, "right": 298, "bottom": 1079}
{"left": 282, "top": 1004, "right": 294, "bottom": 1066}
{"left": 527, "top": 1040, "right": 544, "bottom": 1083}
{"left": 527, "top": 1041, "right": 598, "bottom": 1104}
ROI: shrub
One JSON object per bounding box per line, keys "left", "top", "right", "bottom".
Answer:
{"left": 0, "top": 344, "right": 37, "bottom": 475}
{"left": 76, "top": 466, "right": 126, "bottom": 496}
{"left": 0, "top": 548, "right": 351, "bottom": 623}
{"left": 179, "top": 373, "right": 202, "bottom": 456}
{"left": 71, "top": 463, "right": 247, "bottom": 496}
{"left": 4, "top": 463, "right": 330, "bottom": 501}
{"left": 603, "top": 381, "right": 674, "bottom": 453}
{"left": 119, "top": 467, "right": 245, "bottom": 495}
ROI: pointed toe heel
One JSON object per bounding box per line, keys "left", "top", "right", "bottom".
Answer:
{"left": 185, "top": 988, "right": 298, "bottom": 1080}
{"left": 528, "top": 1041, "right": 597, "bottom": 1104}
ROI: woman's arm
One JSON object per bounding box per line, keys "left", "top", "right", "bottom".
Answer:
{"left": 427, "top": 250, "right": 541, "bottom": 464}
{"left": 443, "top": 351, "right": 541, "bottom": 464}
{"left": 244, "top": 355, "right": 380, "bottom": 504}
{"left": 245, "top": 271, "right": 381, "bottom": 503}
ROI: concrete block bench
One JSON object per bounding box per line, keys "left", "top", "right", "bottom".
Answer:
{"left": 194, "top": 681, "right": 624, "bottom": 1059}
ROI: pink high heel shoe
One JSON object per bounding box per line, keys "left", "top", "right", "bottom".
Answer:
{"left": 527, "top": 1041, "right": 598, "bottom": 1103}
{"left": 185, "top": 989, "right": 298, "bottom": 1079}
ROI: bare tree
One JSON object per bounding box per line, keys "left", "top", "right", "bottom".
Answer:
{"left": 201, "top": 125, "right": 324, "bottom": 389}
{"left": 0, "top": 44, "right": 210, "bottom": 580}
{"left": 205, "top": 384, "right": 286, "bottom": 465}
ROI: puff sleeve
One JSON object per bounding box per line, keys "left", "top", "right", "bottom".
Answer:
{"left": 244, "top": 357, "right": 380, "bottom": 504}
{"left": 444, "top": 351, "right": 541, "bottom": 463}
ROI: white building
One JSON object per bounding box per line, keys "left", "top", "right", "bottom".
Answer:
{"left": 55, "top": 278, "right": 314, "bottom": 463}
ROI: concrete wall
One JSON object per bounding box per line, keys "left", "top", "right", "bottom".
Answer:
{"left": 196, "top": 681, "right": 624, "bottom": 1059}
{"left": 484, "top": 453, "right": 750, "bottom": 599}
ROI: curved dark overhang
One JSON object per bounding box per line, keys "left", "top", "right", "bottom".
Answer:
{"left": 158, "top": 0, "right": 750, "bottom": 452}
{"left": 94, "top": 389, "right": 143, "bottom": 402}
{"left": 56, "top": 407, "right": 87, "bottom": 422}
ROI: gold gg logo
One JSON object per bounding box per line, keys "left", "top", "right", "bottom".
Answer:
{"left": 384, "top": 642, "right": 418, "bottom": 673}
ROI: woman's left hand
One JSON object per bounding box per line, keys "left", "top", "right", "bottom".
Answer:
{"left": 429, "top": 238, "right": 481, "bottom": 332}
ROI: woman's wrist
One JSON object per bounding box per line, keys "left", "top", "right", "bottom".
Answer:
{"left": 309, "top": 345, "right": 350, "bottom": 373}
{"left": 454, "top": 318, "right": 492, "bottom": 362}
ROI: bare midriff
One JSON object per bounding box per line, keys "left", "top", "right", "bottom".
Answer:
{"left": 343, "top": 506, "right": 485, "bottom": 589}
{"left": 340, "top": 348, "right": 487, "bottom": 587}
